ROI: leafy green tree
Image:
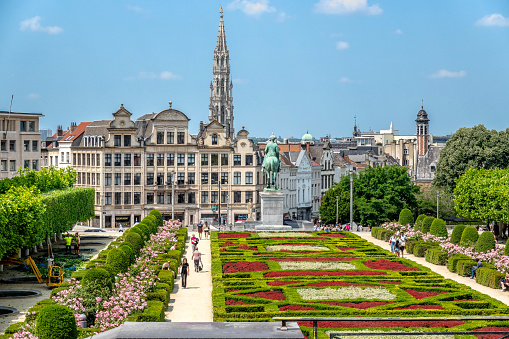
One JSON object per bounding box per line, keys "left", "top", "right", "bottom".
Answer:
{"left": 416, "top": 186, "right": 455, "bottom": 219}
{"left": 398, "top": 208, "right": 414, "bottom": 226}
{"left": 433, "top": 125, "right": 509, "bottom": 193}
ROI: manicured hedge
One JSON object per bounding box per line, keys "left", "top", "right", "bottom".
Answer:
{"left": 414, "top": 214, "right": 427, "bottom": 232}
{"left": 398, "top": 209, "right": 414, "bottom": 226}
{"left": 460, "top": 226, "right": 479, "bottom": 247}
{"left": 474, "top": 231, "right": 496, "bottom": 253}
{"left": 447, "top": 254, "right": 471, "bottom": 273}
{"left": 430, "top": 219, "right": 447, "bottom": 238}
{"left": 35, "top": 304, "right": 78, "bottom": 339}
{"left": 425, "top": 248, "right": 448, "bottom": 266}
{"left": 422, "top": 216, "right": 435, "bottom": 234}
{"left": 413, "top": 242, "right": 437, "bottom": 257}
{"left": 476, "top": 267, "right": 505, "bottom": 289}
{"left": 450, "top": 224, "right": 466, "bottom": 244}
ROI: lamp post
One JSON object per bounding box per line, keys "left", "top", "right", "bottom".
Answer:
{"left": 436, "top": 191, "right": 439, "bottom": 219}
{"left": 170, "top": 171, "right": 175, "bottom": 220}
{"left": 349, "top": 169, "right": 353, "bottom": 227}
{"left": 335, "top": 196, "right": 339, "bottom": 226}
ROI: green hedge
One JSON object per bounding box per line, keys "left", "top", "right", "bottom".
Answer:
{"left": 474, "top": 231, "right": 496, "bottom": 253}
{"left": 413, "top": 242, "right": 437, "bottom": 257}
{"left": 456, "top": 259, "right": 477, "bottom": 277}
{"left": 422, "top": 216, "right": 435, "bottom": 234}
{"left": 425, "top": 248, "right": 448, "bottom": 265}
{"left": 398, "top": 208, "right": 414, "bottom": 226}
{"left": 460, "top": 226, "right": 479, "bottom": 247}
{"left": 35, "top": 304, "right": 78, "bottom": 339}
{"left": 430, "top": 219, "right": 447, "bottom": 238}
{"left": 406, "top": 239, "right": 419, "bottom": 254}
{"left": 450, "top": 224, "right": 466, "bottom": 244}
{"left": 128, "top": 300, "right": 165, "bottom": 322}
{"left": 158, "top": 270, "right": 175, "bottom": 291}
{"left": 447, "top": 254, "right": 471, "bottom": 273}
{"left": 106, "top": 248, "right": 129, "bottom": 274}
{"left": 476, "top": 267, "right": 505, "bottom": 289}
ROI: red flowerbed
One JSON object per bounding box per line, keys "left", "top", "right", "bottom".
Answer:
{"left": 226, "top": 300, "right": 255, "bottom": 305}
{"left": 279, "top": 305, "right": 318, "bottom": 311}
{"left": 223, "top": 261, "right": 269, "bottom": 273}
{"left": 364, "top": 259, "right": 419, "bottom": 271}
{"left": 337, "top": 247, "right": 354, "bottom": 251}
{"left": 222, "top": 241, "right": 237, "bottom": 247}
{"left": 319, "top": 301, "right": 391, "bottom": 309}
{"left": 218, "top": 233, "right": 250, "bottom": 239}
{"left": 376, "top": 280, "right": 402, "bottom": 284}
{"left": 267, "top": 280, "right": 302, "bottom": 286}
{"left": 405, "top": 290, "right": 447, "bottom": 299}
{"left": 322, "top": 233, "right": 347, "bottom": 238}
{"left": 305, "top": 281, "right": 375, "bottom": 287}
{"left": 394, "top": 305, "right": 444, "bottom": 310}
{"left": 240, "top": 290, "right": 285, "bottom": 301}
{"left": 472, "top": 327, "right": 509, "bottom": 339}
{"left": 297, "top": 320, "right": 465, "bottom": 329}
{"left": 237, "top": 244, "right": 258, "bottom": 251}
{"left": 264, "top": 270, "right": 386, "bottom": 278}
{"left": 265, "top": 257, "right": 360, "bottom": 261}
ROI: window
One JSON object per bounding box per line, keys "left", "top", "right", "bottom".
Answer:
{"left": 146, "top": 154, "right": 154, "bottom": 166}
{"left": 86, "top": 154, "right": 90, "bottom": 166}
{"left": 146, "top": 173, "right": 154, "bottom": 185}
{"left": 221, "top": 172, "right": 228, "bottom": 184}
{"left": 177, "top": 153, "right": 185, "bottom": 166}
{"left": 105, "top": 154, "right": 112, "bottom": 166}
{"left": 105, "top": 193, "right": 112, "bottom": 205}
{"left": 92, "top": 173, "right": 95, "bottom": 185}
{"left": 1, "top": 140, "right": 6, "bottom": 151}
{"left": 211, "top": 154, "right": 218, "bottom": 166}
{"left": 134, "top": 173, "right": 141, "bottom": 185}
{"left": 430, "top": 165, "right": 436, "bottom": 172}
{"left": 96, "top": 173, "right": 100, "bottom": 185}
{"left": 157, "top": 192, "right": 164, "bottom": 204}
{"left": 234, "top": 191, "right": 242, "bottom": 203}
{"left": 201, "top": 154, "right": 209, "bottom": 166}
{"left": 133, "top": 192, "right": 141, "bottom": 204}
{"left": 124, "top": 173, "right": 131, "bottom": 185}
{"left": 221, "top": 191, "right": 228, "bottom": 203}
{"left": 211, "top": 191, "right": 218, "bottom": 203}
{"left": 234, "top": 154, "right": 241, "bottom": 166}
{"left": 157, "top": 173, "right": 164, "bottom": 185}
{"left": 167, "top": 154, "right": 174, "bottom": 166}
{"left": 115, "top": 192, "right": 121, "bottom": 205}
{"left": 105, "top": 173, "right": 112, "bottom": 186}
{"left": 24, "top": 160, "right": 30, "bottom": 168}
{"left": 114, "top": 173, "right": 121, "bottom": 185}
{"left": 234, "top": 172, "right": 241, "bottom": 184}
{"left": 212, "top": 134, "right": 218, "bottom": 145}
{"left": 167, "top": 132, "right": 174, "bottom": 144}
{"left": 20, "top": 121, "right": 27, "bottom": 131}
{"left": 177, "top": 132, "right": 185, "bottom": 144}
{"left": 114, "top": 154, "right": 121, "bottom": 166}
{"left": 188, "top": 154, "right": 195, "bottom": 166}
{"left": 178, "top": 193, "right": 185, "bottom": 204}
{"left": 124, "top": 135, "right": 131, "bottom": 147}
{"left": 134, "top": 154, "right": 141, "bottom": 166}
{"left": 245, "top": 191, "right": 253, "bottom": 203}
{"left": 157, "top": 154, "right": 164, "bottom": 166}
{"left": 28, "top": 121, "right": 35, "bottom": 132}
{"left": 245, "top": 155, "right": 253, "bottom": 166}
{"left": 97, "top": 154, "right": 100, "bottom": 166}
{"left": 9, "top": 140, "right": 15, "bottom": 151}
{"left": 246, "top": 172, "right": 253, "bottom": 184}
{"left": 221, "top": 154, "right": 228, "bottom": 166}
{"left": 32, "top": 140, "right": 38, "bottom": 151}
{"left": 201, "top": 172, "right": 209, "bottom": 184}
{"left": 403, "top": 148, "right": 409, "bottom": 155}
{"left": 201, "top": 191, "right": 209, "bottom": 203}
{"left": 9, "top": 160, "right": 15, "bottom": 171}
{"left": 177, "top": 173, "right": 185, "bottom": 185}
{"left": 188, "top": 172, "right": 195, "bottom": 184}
{"left": 96, "top": 192, "right": 100, "bottom": 204}
{"left": 124, "top": 154, "right": 131, "bottom": 166}
{"left": 1, "top": 160, "right": 6, "bottom": 171}
{"left": 211, "top": 172, "right": 218, "bottom": 184}
{"left": 146, "top": 193, "right": 154, "bottom": 204}
{"left": 24, "top": 140, "right": 29, "bottom": 151}
{"left": 167, "top": 172, "right": 174, "bottom": 184}
{"left": 167, "top": 193, "right": 173, "bottom": 204}
{"left": 124, "top": 192, "right": 131, "bottom": 205}
{"left": 157, "top": 132, "right": 164, "bottom": 144}
{"left": 114, "top": 135, "right": 121, "bottom": 146}
{"left": 188, "top": 192, "right": 195, "bottom": 204}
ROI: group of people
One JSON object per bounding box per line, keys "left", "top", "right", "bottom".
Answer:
{"left": 172, "top": 233, "right": 203, "bottom": 289}
{"left": 64, "top": 233, "right": 80, "bottom": 255}
{"left": 314, "top": 223, "right": 362, "bottom": 232}
{"left": 196, "top": 221, "right": 210, "bottom": 239}
{"left": 389, "top": 232, "right": 406, "bottom": 258}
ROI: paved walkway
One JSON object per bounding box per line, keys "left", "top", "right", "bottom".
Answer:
{"left": 165, "top": 231, "right": 213, "bottom": 322}
{"left": 355, "top": 231, "right": 509, "bottom": 306}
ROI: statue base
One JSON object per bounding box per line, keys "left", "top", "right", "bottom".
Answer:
{"left": 260, "top": 190, "right": 284, "bottom": 226}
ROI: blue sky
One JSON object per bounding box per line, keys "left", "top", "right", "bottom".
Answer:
{"left": 1, "top": 0, "right": 508, "bottom": 139}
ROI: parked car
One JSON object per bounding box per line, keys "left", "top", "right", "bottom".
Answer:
{"left": 84, "top": 228, "right": 106, "bottom": 232}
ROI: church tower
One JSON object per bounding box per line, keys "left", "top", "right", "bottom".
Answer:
{"left": 208, "top": 7, "right": 234, "bottom": 139}
{"left": 416, "top": 103, "right": 430, "bottom": 156}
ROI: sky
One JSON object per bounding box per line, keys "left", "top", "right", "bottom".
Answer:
{"left": 1, "top": 0, "right": 508, "bottom": 139}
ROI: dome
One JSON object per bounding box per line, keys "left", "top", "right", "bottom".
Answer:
{"left": 301, "top": 131, "right": 313, "bottom": 142}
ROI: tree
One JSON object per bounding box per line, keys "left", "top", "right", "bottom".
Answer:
{"left": 433, "top": 125, "right": 509, "bottom": 193}
{"left": 416, "top": 186, "right": 455, "bottom": 219}
{"left": 319, "top": 165, "right": 419, "bottom": 225}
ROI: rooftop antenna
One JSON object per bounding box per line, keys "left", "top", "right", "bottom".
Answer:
{"left": 4, "top": 95, "right": 13, "bottom": 139}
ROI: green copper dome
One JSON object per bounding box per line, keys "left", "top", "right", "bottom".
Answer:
{"left": 301, "top": 131, "right": 313, "bottom": 142}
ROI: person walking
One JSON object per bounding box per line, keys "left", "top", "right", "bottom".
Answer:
{"left": 197, "top": 223, "right": 203, "bottom": 239}
{"left": 204, "top": 222, "right": 210, "bottom": 239}
{"left": 74, "top": 233, "right": 81, "bottom": 255}
{"left": 192, "top": 246, "right": 202, "bottom": 272}
{"left": 389, "top": 234, "right": 396, "bottom": 253}
{"left": 191, "top": 234, "right": 199, "bottom": 252}
{"left": 399, "top": 233, "right": 406, "bottom": 258}
{"left": 64, "top": 233, "right": 73, "bottom": 254}
{"left": 179, "top": 258, "right": 190, "bottom": 288}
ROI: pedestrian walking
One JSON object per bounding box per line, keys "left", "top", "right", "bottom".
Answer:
{"left": 191, "top": 234, "right": 199, "bottom": 252}
{"left": 399, "top": 234, "right": 406, "bottom": 258}
{"left": 64, "top": 233, "right": 73, "bottom": 254}
{"left": 179, "top": 258, "right": 190, "bottom": 288}
{"left": 192, "top": 246, "right": 202, "bottom": 272}
{"left": 204, "top": 222, "right": 210, "bottom": 239}
{"left": 389, "top": 234, "right": 396, "bottom": 253}
{"left": 197, "top": 223, "right": 203, "bottom": 239}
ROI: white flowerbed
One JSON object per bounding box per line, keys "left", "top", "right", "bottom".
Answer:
{"left": 265, "top": 245, "right": 330, "bottom": 251}
{"left": 297, "top": 287, "right": 397, "bottom": 300}
{"left": 258, "top": 232, "right": 313, "bottom": 237}
{"left": 279, "top": 261, "right": 355, "bottom": 270}
{"left": 325, "top": 330, "right": 454, "bottom": 339}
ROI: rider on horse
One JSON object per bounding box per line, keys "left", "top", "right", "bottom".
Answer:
{"left": 262, "top": 134, "right": 281, "bottom": 190}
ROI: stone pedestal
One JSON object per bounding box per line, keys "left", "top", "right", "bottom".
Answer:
{"left": 260, "top": 190, "right": 284, "bottom": 226}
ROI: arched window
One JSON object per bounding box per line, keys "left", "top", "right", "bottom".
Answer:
{"left": 212, "top": 134, "right": 218, "bottom": 145}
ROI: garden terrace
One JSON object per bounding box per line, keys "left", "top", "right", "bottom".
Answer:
{"left": 211, "top": 231, "right": 509, "bottom": 339}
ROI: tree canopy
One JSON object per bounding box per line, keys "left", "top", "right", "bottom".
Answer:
{"left": 319, "top": 165, "right": 419, "bottom": 226}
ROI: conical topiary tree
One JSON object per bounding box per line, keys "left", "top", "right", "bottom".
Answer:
{"left": 450, "top": 224, "right": 466, "bottom": 244}
{"left": 430, "top": 218, "right": 448, "bottom": 238}
{"left": 398, "top": 208, "right": 414, "bottom": 226}
{"left": 422, "top": 216, "right": 435, "bottom": 234}
{"left": 414, "top": 214, "right": 427, "bottom": 231}
{"left": 460, "top": 226, "right": 479, "bottom": 247}
{"left": 474, "top": 231, "right": 496, "bottom": 253}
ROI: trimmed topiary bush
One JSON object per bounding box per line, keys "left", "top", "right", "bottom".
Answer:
{"left": 422, "top": 216, "right": 435, "bottom": 234}
{"left": 474, "top": 231, "right": 496, "bottom": 253}
{"left": 460, "top": 226, "right": 479, "bottom": 247}
{"left": 456, "top": 259, "right": 477, "bottom": 277}
{"left": 83, "top": 267, "right": 113, "bottom": 289}
{"left": 149, "top": 209, "right": 163, "bottom": 228}
{"left": 398, "top": 209, "right": 414, "bottom": 226}
{"left": 476, "top": 267, "right": 505, "bottom": 289}
{"left": 447, "top": 254, "right": 471, "bottom": 273}
{"left": 124, "top": 231, "right": 144, "bottom": 253}
{"left": 450, "top": 224, "right": 466, "bottom": 244}
{"left": 425, "top": 248, "right": 448, "bottom": 265}
{"left": 35, "top": 304, "right": 78, "bottom": 339}
{"left": 119, "top": 243, "right": 135, "bottom": 265}
{"left": 414, "top": 214, "right": 427, "bottom": 231}
{"left": 413, "top": 243, "right": 437, "bottom": 257}
{"left": 430, "top": 218, "right": 448, "bottom": 238}
{"left": 106, "top": 248, "right": 129, "bottom": 274}
{"left": 127, "top": 226, "right": 146, "bottom": 242}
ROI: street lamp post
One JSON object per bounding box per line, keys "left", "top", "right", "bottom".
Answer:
{"left": 335, "top": 196, "right": 339, "bottom": 226}
{"left": 349, "top": 169, "right": 353, "bottom": 227}
{"left": 171, "top": 171, "right": 175, "bottom": 220}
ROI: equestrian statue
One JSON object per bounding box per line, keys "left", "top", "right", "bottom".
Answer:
{"left": 262, "top": 134, "right": 281, "bottom": 190}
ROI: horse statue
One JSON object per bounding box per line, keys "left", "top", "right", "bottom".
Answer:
{"left": 262, "top": 134, "right": 281, "bottom": 190}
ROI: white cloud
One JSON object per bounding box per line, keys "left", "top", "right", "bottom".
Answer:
{"left": 336, "top": 41, "right": 349, "bottom": 50}
{"left": 20, "top": 16, "right": 63, "bottom": 34}
{"left": 138, "top": 71, "right": 180, "bottom": 80}
{"left": 232, "top": 78, "right": 248, "bottom": 84}
{"left": 314, "top": 0, "right": 382, "bottom": 15}
{"left": 429, "top": 69, "right": 466, "bottom": 79}
{"left": 28, "top": 93, "right": 40, "bottom": 99}
{"left": 339, "top": 77, "right": 352, "bottom": 83}
{"left": 395, "top": 29, "right": 403, "bottom": 34}
{"left": 160, "top": 71, "right": 180, "bottom": 80}
{"left": 475, "top": 13, "right": 509, "bottom": 27}
{"left": 227, "top": 0, "right": 276, "bottom": 16}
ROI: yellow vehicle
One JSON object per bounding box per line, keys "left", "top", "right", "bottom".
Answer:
{"left": 24, "top": 256, "right": 65, "bottom": 287}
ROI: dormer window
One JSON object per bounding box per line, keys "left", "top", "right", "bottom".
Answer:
{"left": 212, "top": 134, "right": 218, "bottom": 145}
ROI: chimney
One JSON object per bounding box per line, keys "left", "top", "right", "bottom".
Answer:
{"left": 57, "top": 125, "right": 63, "bottom": 136}
{"left": 70, "top": 122, "right": 77, "bottom": 133}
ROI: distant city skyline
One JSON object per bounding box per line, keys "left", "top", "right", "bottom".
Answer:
{"left": 1, "top": 1, "right": 508, "bottom": 138}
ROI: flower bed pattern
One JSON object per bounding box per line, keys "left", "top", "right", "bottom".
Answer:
{"left": 297, "top": 287, "right": 397, "bottom": 300}
{"left": 279, "top": 261, "right": 356, "bottom": 270}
